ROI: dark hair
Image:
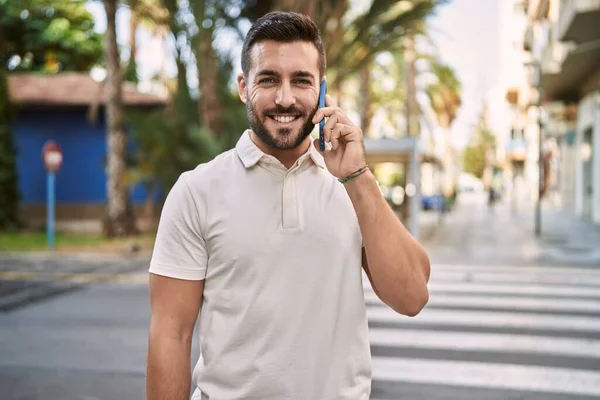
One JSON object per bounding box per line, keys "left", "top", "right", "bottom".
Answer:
{"left": 241, "top": 11, "right": 326, "bottom": 79}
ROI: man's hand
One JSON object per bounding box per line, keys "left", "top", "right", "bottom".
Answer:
{"left": 311, "top": 95, "right": 367, "bottom": 179}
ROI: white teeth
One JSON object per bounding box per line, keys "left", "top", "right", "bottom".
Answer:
{"left": 273, "top": 115, "right": 296, "bottom": 123}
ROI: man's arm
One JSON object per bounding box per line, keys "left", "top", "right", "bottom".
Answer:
{"left": 147, "top": 274, "right": 204, "bottom": 400}
{"left": 347, "top": 170, "right": 430, "bottom": 317}
{"left": 311, "top": 96, "right": 430, "bottom": 316}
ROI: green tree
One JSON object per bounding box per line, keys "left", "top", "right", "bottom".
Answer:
{"left": 0, "top": 0, "right": 103, "bottom": 72}
{"left": 124, "top": 0, "right": 447, "bottom": 205}
{"left": 124, "top": 0, "right": 244, "bottom": 204}
{"left": 426, "top": 58, "right": 461, "bottom": 196}
{"left": 463, "top": 116, "right": 495, "bottom": 179}
{"left": 239, "top": 0, "right": 445, "bottom": 99}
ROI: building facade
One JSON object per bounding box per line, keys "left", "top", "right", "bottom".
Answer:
{"left": 537, "top": 0, "right": 600, "bottom": 224}
{"left": 496, "top": 0, "right": 600, "bottom": 224}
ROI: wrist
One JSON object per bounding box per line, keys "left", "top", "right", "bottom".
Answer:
{"left": 342, "top": 168, "right": 376, "bottom": 191}
{"left": 338, "top": 165, "right": 369, "bottom": 184}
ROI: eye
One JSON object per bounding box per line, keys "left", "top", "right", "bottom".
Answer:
{"left": 258, "top": 78, "right": 276, "bottom": 84}
{"left": 294, "top": 79, "right": 312, "bottom": 85}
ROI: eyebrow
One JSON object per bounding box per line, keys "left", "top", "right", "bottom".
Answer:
{"left": 255, "top": 69, "right": 316, "bottom": 81}
{"left": 291, "top": 70, "right": 316, "bottom": 80}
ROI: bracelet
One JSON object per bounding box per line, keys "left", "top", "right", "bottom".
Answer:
{"left": 338, "top": 165, "right": 369, "bottom": 184}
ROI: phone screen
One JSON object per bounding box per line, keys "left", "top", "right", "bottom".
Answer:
{"left": 318, "top": 79, "right": 327, "bottom": 151}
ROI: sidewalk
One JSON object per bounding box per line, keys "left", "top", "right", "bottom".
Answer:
{"left": 421, "top": 192, "right": 600, "bottom": 267}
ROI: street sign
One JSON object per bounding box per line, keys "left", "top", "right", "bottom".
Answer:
{"left": 42, "top": 140, "right": 62, "bottom": 250}
{"left": 42, "top": 140, "right": 63, "bottom": 173}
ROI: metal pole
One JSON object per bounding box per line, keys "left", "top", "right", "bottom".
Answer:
{"left": 535, "top": 63, "right": 543, "bottom": 237}
{"left": 47, "top": 172, "right": 55, "bottom": 250}
{"left": 409, "top": 140, "right": 421, "bottom": 240}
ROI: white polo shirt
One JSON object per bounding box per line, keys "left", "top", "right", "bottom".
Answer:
{"left": 149, "top": 130, "right": 372, "bottom": 400}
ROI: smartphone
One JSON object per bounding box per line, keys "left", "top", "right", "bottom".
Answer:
{"left": 318, "top": 79, "right": 327, "bottom": 151}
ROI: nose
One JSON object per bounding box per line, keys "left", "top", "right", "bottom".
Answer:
{"left": 275, "top": 81, "right": 296, "bottom": 108}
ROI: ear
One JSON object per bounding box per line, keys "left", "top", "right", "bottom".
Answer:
{"left": 237, "top": 73, "right": 248, "bottom": 104}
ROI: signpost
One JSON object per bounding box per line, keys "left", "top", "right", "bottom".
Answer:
{"left": 42, "top": 141, "right": 63, "bottom": 250}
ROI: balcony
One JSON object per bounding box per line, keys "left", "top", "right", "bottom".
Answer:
{"left": 541, "top": 41, "right": 571, "bottom": 75}
{"left": 558, "top": 0, "right": 600, "bottom": 43}
{"left": 541, "top": 39, "right": 600, "bottom": 101}
{"left": 528, "top": 0, "right": 550, "bottom": 20}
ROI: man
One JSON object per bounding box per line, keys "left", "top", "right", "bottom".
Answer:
{"left": 146, "top": 11, "right": 430, "bottom": 400}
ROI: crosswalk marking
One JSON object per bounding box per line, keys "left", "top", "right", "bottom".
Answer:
{"left": 371, "top": 357, "right": 600, "bottom": 397}
{"left": 408, "top": 282, "right": 600, "bottom": 297}
{"left": 429, "top": 264, "right": 600, "bottom": 275}
{"left": 368, "top": 328, "right": 600, "bottom": 358}
{"left": 367, "top": 306, "right": 600, "bottom": 332}
{"left": 365, "top": 292, "right": 600, "bottom": 313}
{"left": 429, "top": 270, "right": 600, "bottom": 286}
{"left": 365, "top": 264, "right": 600, "bottom": 397}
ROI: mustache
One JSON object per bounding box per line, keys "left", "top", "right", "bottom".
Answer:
{"left": 263, "top": 105, "right": 306, "bottom": 117}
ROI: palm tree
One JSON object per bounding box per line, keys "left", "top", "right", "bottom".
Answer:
{"left": 425, "top": 59, "right": 462, "bottom": 197}
{"left": 103, "top": 0, "right": 137, "bottom": 237}
{"left": 239, "top": 0, "right": 444, "bottom": 101}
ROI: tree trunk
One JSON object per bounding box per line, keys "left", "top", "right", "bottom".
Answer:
{"left": 404, "top": 32, "right": 419, "bottom": 137}
{"left": 103, "top": 0, "right": 137, "bottom": 237}
{"left": 197, "top": 37, "right": 220, "bottom": 133}
{"left": 124, "top": 0, "right": 139, "bottom": 83}
{"left": 0, "top": 66, "right": 20, "bottom": 231}
{"left": 190, "top": 1, "right": 220, "bottom": 134}
{"left": 402, "top": 32, "right": 420, "bottom": 224}
{"left": 358, "top": 62, "right": 373, "bottom": 136}
{"left": 277, "top": 0, "right": 317, "bottom": 18}
{"left": 441, "top": 122, "right": 455, "bottom": 198}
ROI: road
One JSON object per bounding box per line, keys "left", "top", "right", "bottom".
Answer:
{"left": 1, "top": 193, "right": 599, "bottom": 399}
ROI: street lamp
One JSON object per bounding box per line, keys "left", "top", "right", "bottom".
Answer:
{"left": 525, "top": 60, "right": 544, "bottom": 237}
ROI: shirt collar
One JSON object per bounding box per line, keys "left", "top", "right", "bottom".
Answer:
{"left": 235, "top": 130, "right": 326, "bottom": 170}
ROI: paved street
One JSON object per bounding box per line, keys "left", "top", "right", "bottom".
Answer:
{"left": 0, "top": 192, "right": 599, "bottom": 399}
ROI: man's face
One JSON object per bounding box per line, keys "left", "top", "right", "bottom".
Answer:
{"left": 238, "top": 40, "right": 321, "bottom": 150}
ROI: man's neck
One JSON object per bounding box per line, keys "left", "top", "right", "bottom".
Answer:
{"left": 249, "top": 131, "right": 312, "bottom": 169}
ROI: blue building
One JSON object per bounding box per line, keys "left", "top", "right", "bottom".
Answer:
{"left": 8, "top": 72, "right": 167, "bottom": 231}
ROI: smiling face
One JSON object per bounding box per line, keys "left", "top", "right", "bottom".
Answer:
{"left": 238, "top": 40, "right": 321, "bottom": 151}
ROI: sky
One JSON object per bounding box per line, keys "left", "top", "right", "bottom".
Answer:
{"left": 426, "top": 0, "right": 500, "bottom": 148}
{"left": 87, "top": 0, "right": 501, "bottom": 149}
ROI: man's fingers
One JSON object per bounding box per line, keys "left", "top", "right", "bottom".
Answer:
{"left": 312, "top": 106, "right": 351, "bottom": 125}
{"left": 330, "top": 124, "right": 358, "bottom": 150}
{"left": 323, "top": 113, "right": 339, "bottom": 143}
{"left": 330, "top": 124, "right": 341, "bottom": 150}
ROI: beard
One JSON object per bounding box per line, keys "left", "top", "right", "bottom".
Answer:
{"left": 246, "top": 99, "right": 319, "bottom": 151}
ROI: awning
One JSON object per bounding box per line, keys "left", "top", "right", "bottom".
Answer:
{"left": 364, "top": 136, "right": 442, "bottom": 166}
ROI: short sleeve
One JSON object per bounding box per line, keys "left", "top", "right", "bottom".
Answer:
{"left": 149, "top": 173, "right": 208, "bottom": 280}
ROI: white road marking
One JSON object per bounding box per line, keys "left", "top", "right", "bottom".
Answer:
{"left": 368, "top": 327, "right": 600, "bottom": 358}
{"left": 428, "top": 271, "right": 600, "bottom": 286}
{"left": 364, "top": 292, "right": 600, "bottom": 313}
{"left": 371, "top": 357, "right": 600, "bottom": 397}
{"left": 367, "top": 307, "right": 600, "bottom": 332}
{"left": 364, "top": 282, "right": 600, "bottom": 298}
